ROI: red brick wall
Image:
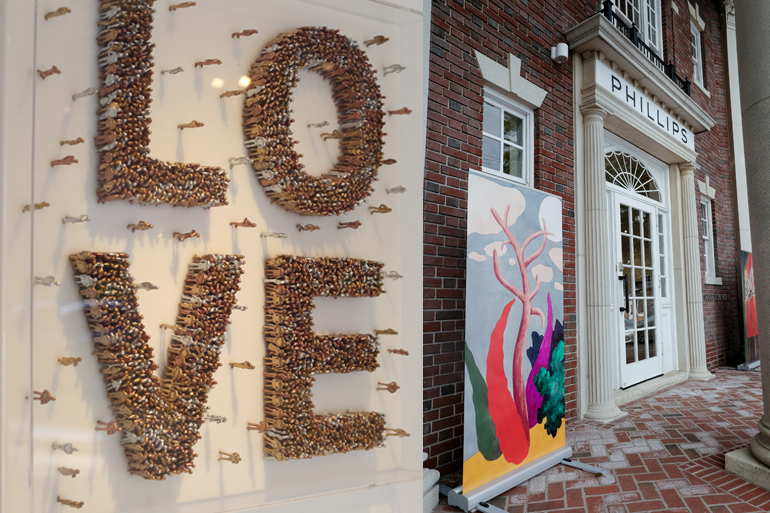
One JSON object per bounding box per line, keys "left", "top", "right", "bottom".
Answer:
{"left": 669, "top": 0, "right": 742, "bottom": 367}
{"left": 424, "top": 0, "right": 741, "bottom": 476}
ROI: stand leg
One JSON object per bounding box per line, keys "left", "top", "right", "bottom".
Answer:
{"left": 562, "top": 458, "right": 606, "bottom": 477}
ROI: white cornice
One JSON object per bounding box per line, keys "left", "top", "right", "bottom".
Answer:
{"left": 566, "top": 14, "right": 715, "bottom": 134}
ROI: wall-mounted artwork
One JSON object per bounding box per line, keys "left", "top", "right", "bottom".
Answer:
{"left": 463, "top": 170, "right": 565, "bottom": 493}
{"left": 741, "top": 251, "right": 760, "bottom": 365}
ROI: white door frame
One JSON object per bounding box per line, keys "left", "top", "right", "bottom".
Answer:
{"left": 604, "top": 130, "right": 678, "bottom": 389}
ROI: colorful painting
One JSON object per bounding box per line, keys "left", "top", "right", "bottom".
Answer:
{"left": 463, "top": 170, "right": 565, "bottom": 493}
{"left": 742, "top": 251, "right": 760, "bottom": 364}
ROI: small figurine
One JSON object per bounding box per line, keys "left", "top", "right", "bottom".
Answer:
{"left": 247, "top": 421, "right": 268, "bottom": 432}
{"left": 337, "top": 221, "right": 361, "bottom": 230}
{"left": 218, "top": 451, "right": 242, "bottom": 463}
{"left": 194, "top": 59, "right": 222, "bottom": 68}
{"left": 205, "top": 414, "right": 227, "bottom": 424}
{"left": 232, "top": 29, "right": 258, "bottom": 38}
{"left": 388, "top": 107, "right": 413, "bottom": 116}
{"left": 45, "top": 7, "right": 71, "bottom": 20}
{"left": 374, "top": 328, "right": 398, "bottom": 336}
{"left": 388, "top": 348, "right": 409, "bottom": 356}
{"left": 368, "top": 204, "right": 392, "bottom": 214}
{"left": 230, "top": 218, "right": 257, "bottom": 228}
{"left": 381, "top": 159, "right": 397, "bottom": 165}
{"left": 172, "top": 230, "right": 200, "bottom": 242}
{"left": 58, "top": 356, "right": 82, "bottom": 367}
{"left": 57, "top": 467, "right": 80, "bottom": 478}
{"left": 51, "top": 156, "right": 78, "bottom": 167}
{"left": 220, "top": 90, "right": 245, "bottom": 99}
{"left": 377, "top": 381, "right": 400, "bottom": 393}
{"left": 57, "top": 496, "right": 84, "bottom": 509}
{"left": 35, "top": 276, "right": 60, "bottom": 287}
{"left": 307, "top": 121, "right": 329, "bottom": 128}
{"left": 136, "top": 282, "right": 159, "bottom": 291}
{"left": 60, "top": 137, "right": 85, "bottom": 146}
{"left": 321, "top": 130, "right": 343, "bottom": 141}
{"left": 127, "top": 221, "right": 153, "bottom": 232}
{"left": 161, "top": 67, "right": 184, "bottom": 75}
{"left": 72, "top": 88, "right": 97, "bottom": 101}
{"left": 260, "top": 232, "right": 287, "bottom": 239}
{"left": 233, "top": 305, "right": 248, "bottom": 311}
{"left": 229, "top": 361, "right": 255, "bottom": 370}
{"left": 386, "top": 185, "right": 407, "bottom": 194}
{"left": 383, "top": 64, "right": 406, "bottom": 75}
{"left": 384, "top": 428, "right": 410, "bottom": 438}
{"left": 95, "top": 420, "right": 121, "bottom": 435}
{"left": 52, "top": 442, "right": 78, "bottom": 454}
{"left": 364, "top": 35, "right": 389, "bottom": 47}
{"left": 229, "top": 157, "right": 252, "bottom": 168}
{"left": 296, "top": 224, "right": 320, "bottom": 232}
{"left": 62, "top": 215, "right": 90, "bottom": 224}
{"left": 178, "top": 120, "right": 205, "bottom": 130}
{"left": 169, "top": 2, "right": 196, "bottom": 11}
{"left": 22, "top": 202, "right": 50, "bottom": 213}
{"left": 34, "top": 390, "right": 56, "bottom": 404}
{"left": 37, "top": 66, "right": 61, "bottom": 80}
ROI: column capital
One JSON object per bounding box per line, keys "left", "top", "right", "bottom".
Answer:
{"left": 679, "top": 161, "right": 699, "bottom": 176}
{"left": 581, "top": 106, "right": 609, "bottom": 121}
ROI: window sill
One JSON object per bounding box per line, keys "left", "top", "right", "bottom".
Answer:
{"left": 693, "top": 80, "right": 710, "bottom": 98}
{"left": 705, "top": 275, "right": 723, "bottom": 286}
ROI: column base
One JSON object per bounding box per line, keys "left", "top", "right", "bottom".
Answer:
{"left": 688, "top": 368, "right": 715, "bottom": 381}
{"left": 726, "top": 446, "right": 770, "bottom": 491}
{"left": 583, "top": 404, "right": 628, "bottom": 424}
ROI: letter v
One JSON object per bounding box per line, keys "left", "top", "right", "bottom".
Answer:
{"left": 68, "top": 251, "right": 244, "bottom": 479}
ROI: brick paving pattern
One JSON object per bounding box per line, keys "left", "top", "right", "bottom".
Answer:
{"left": 435, "top": 369, "right": 767, "bottom": 512}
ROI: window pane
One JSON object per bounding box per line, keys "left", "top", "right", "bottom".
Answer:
{"left": 504, "top": 112, "right": 523, "bottom": 145}
{"left": 483, "top": 103, "right": 501, "bottom": 137}
{"left": 503, "top": 145, "right": 523, "bottom": 178}
{"left": 482, "top": 136, "right": 501, "bottom": 171}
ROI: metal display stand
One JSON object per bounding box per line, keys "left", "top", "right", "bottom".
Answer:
{"left": 441, "top": 448, "right": 609, "bottom": 512}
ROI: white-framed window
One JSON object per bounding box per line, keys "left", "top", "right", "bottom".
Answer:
{"left": 700, "top": 197, "right": 715, "bottom": 277}
{"left": 691, "top": 21, "right": 703, "bottom": 85}
{"left": 481, "top": 88, "right": 534, "bottom": 186}
{"left": 613, "top": 0, "right": 663, "bottom": 55}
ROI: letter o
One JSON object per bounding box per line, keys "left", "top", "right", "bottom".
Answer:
{"left": 244, "top": 27, "right": 386, "bottom": 216}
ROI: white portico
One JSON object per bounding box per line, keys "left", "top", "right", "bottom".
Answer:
{"left": 567, "top": 13, "right": 715, "bottom": 422}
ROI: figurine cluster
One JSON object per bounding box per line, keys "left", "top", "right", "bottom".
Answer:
{"left": 67, "top": 251, "right": 244, "bottom": 479}
{"left": 246, "top": 27, "right": 386, "bottom": 216}
{"left": 95, "top": 0, "right": 228, "bottom": 206}
{"left": 262, "top": 256, "right": 386, "bottom": 460}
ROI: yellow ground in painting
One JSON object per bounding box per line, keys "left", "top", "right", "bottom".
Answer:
{"left": 462, "top": 418, "right": 565, "bottom": 494}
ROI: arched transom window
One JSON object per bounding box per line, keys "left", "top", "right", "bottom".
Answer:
{"left": 605, "top": 151, "right": 661, "bottom": 202}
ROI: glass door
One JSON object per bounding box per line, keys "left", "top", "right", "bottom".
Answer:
{"left": 614, "top": 194, "right": 663, "bottom": 387}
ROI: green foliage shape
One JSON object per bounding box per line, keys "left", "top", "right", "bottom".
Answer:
{"left": 534, "top": 340, "right": 565, "bottom": 437}
{"left": 465, "top": 346, "right": 502, "bottom": 461}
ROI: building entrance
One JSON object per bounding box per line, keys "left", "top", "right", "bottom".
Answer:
{"left": 604, "top": 141, "right": 676, "bottom": 388}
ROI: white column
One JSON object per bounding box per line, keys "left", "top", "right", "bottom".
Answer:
{"left": 735, "top": 0, "right": 770, "bottom": 471}
{"left": 679, "top": 162, "right": 713, "bottom": 380}
{"left": 582, "top": 107, "right": 625, "bottom": 423}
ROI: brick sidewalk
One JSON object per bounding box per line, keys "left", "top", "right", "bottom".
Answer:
{"left": 435, "top": 369, "right": 769, "bottom": 512}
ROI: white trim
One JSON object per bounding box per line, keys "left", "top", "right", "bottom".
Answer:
{"left": 481, "top": 88, "right": 535, "bottom": 187}
{"left": 688, "top": 0, "right": 706, "bottom": 32}
{"left": 691, "top": 21, "right": 704, "bottom": 86}
{"left": 700, "top": 197, "right": 716, "bottom": 278}
{"left": 705, "top": 276, "right": 723, "bottom": 286}
{"left": 474, "top": 50, "right": 547, "bottom": 110}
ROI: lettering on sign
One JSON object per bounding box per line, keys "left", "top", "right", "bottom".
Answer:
{"left": 596, "top": 60, "right": 695, "bottom": 152}
{"left": 703, "top": 293, "right": 728, "bottom": 301}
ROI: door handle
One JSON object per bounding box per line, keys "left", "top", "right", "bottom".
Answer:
{"left": 619, "top": 274, "right": 629, "bottom": 313}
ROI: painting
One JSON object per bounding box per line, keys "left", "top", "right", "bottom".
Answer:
{"left": 742, "top": 251, "right": 760, "bottom": 364}
{"left": 463, "top": 170, "right": 565, "bottom": 493}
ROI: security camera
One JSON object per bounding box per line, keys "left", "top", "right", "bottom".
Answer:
{"left": 551, "top": 43, "right": 569, "bottom": 64}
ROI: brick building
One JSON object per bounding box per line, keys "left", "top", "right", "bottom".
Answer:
{"left": 423, "top": 0, "right": 750, "bottom": 478}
